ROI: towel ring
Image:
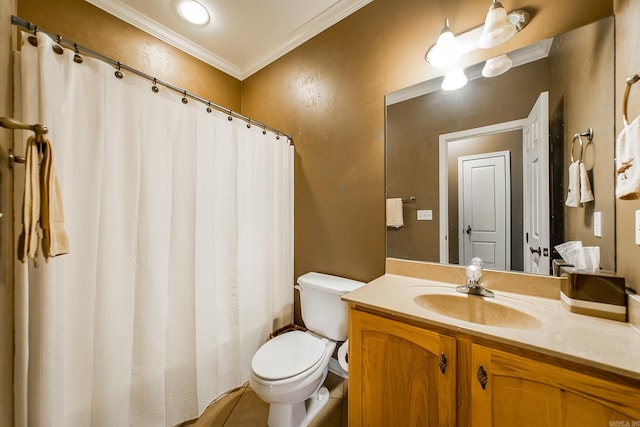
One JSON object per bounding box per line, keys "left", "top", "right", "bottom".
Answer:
{"left": 570, "top": 134, "right": 584, "bottom": 163}
{"left": 623, "top": 74, "right": 640, "bottom": 126}
{"left": 570, "top": 128, "right": 593, "bottom": 163}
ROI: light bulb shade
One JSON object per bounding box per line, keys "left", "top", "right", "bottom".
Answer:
{"left": 478, "top": 1, "right": 516, "bottom": 48}
{"left": 442, "top": 68, "right": 468, "bottom": 91}
{"left": 426, "top": 20, "right": 461, "bottom": 68}
{"left": 482, "top": 54, "right": 513, "bottom": 77}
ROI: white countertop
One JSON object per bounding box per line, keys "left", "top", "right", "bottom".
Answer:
{"left": 343, "top": 273, "right": 640, "bottom": 380}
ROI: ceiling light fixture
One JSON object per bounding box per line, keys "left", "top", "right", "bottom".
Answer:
{"left": 482, "top": 54, "right": 513, "bottom": 77}
{"left": 177, "top": 0, "right": 210, "bottom": 26}
{"left": 478, "top": 0, "right": 517, "bottom": 49}
{"left": 442, "top": 68, "right": 468, "bottom": 91}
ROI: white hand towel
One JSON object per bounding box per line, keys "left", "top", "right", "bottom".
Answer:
{"left": 565, "top": 161, "right": 580, "bottom": 207}
{"left": 579, "top": 161, "right": 594, "bottom": 203}
{"left": 386, "top": 198, "right": 404, "bottom": 228}
{"left": 616, "top": 115, "right": 640, "bottom": 200}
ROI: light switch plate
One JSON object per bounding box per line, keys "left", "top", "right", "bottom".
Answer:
{"left": 417, "top": 210, "right": 433, "bottom": 221}
{"left": 593, "top": 212, "right": 602, "bottom": 237}
{"left": 636, "top": 211, "right": 640, "bottom": 245}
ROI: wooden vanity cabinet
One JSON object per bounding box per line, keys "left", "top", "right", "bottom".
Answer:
{"left": 470, "top": 344, "right": 640, "bottom": 427}
{"left": 349, "top": 305, "right": 640, "bottom": 427}
{"left": 348, "top": 307, "right": 457, "bottom": 427}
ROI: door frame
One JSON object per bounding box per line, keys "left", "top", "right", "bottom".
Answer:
{"left": 458, "top": 151, "right": 511, "bottom": 270}
{"left": 439, "top": 119, "right": 526, "bottom": 264}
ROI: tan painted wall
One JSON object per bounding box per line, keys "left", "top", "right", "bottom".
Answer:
{"left": 0, "top": 1, "right": 16, "bottom": 424}
{"left": 550, "top": 17, "right": 615, "bottom": 273}
{"left": 614, "top": 0, "right": 640, "bottom": 292}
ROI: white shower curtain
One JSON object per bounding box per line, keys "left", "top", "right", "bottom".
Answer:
{"left": 13, "top": 32, "right": 293, "bottom": 427}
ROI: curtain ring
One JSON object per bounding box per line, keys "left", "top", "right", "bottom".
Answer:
{"left": 28, "top": 26, "right": 38, "bottom": 47}
{"left": 114, "top": 62, "right": 124, "bottom": 79}
{"left": 73, "top": 43, "right": 83, "bottom": 63}
{"left": 206, "top": 101, "right": 212, "bottom": 113}
{"left": 181, "top": 91, "right": 188, "bottom": 104}
{"left": 228, "top": 110, "right": 233, "bottom": 121}
{"left": 51, "top": 35, "right": 63, "bottom": 55}
{"left": 151, "top": 78, "right": 159, "bottom": 93}
{"left": 246, "top": 119, "right": 251, "bottom": 129}
{"left": 262, "top": 126, "right": 267, "bottom": 135}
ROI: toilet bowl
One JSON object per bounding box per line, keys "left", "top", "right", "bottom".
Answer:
{"left": 250, "top": 331, "right": 335, "bottom": 426}
{"left": 249, "top": 272, "right": 364, "bottom": 427}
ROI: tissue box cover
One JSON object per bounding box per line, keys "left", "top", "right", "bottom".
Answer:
{"left": 560, "top": 269, "right": 626, "bottom": 322}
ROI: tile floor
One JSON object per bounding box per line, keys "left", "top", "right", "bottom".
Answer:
{"left": 181, "top": 372, "right": 348, "bottom": 427}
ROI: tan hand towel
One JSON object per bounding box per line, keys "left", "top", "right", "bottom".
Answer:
{"left": 386, "top": 198, "right": 404, "bottom": 228}
{"left": 17, "top": 136, "right": 41, "bottom": 262}
{"left": 39, "top": 135, "right": 69, "bottom": 259}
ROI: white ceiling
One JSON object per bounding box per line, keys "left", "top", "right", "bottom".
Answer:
{"left": 85, "top": 0, "right": 373, "bottom": 80}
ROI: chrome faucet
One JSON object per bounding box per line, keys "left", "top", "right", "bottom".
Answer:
{"left": 456, "top": 257, "right": 494, "bottom": 297}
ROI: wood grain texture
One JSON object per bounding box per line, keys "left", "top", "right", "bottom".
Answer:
{"left": 471, "top": 344, "right": 640, "bottom": 426}
{"left": 349, "top": 306, "right": 456, "bottom": 427}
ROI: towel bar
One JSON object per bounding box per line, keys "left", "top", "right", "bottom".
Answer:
{"left": 8, "top": 149, "right": 26, "bottom": 169}
{"left": 1, "top": 116, "right": 48, "bottom": 168}
{"left": 0, "top": 116, "right": 48, "bottom": 135}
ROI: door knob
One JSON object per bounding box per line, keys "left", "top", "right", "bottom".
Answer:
{"left": 529, "top": 246, "right": 541, "bottom": 255}
{"left": 465, "top": 225, "right": 472, "bottom": 235}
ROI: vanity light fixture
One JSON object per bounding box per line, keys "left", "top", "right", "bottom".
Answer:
{"left": 482, "top": 54, "right": 513, "bottom": 77}
{"left": 478, "top": 0, "right": 517, "bottom": 48}
{"left": 177, "top": 0, "right": 210, "bottom": 26}
{"left": 424, "top": 3, "right": 529, "bottom": 70}
{"left": 442, "top": 68, "right": 468, "bottom": 91}
{"left": 426, "top": 19, "right": 462, "bottom": 69}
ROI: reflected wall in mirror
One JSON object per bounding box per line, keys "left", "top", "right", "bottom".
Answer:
{"left": 385, "top": 16, "right": 615, "bottom": 275}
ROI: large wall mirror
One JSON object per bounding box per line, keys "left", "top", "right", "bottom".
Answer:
{"left": 385, "top": 16, "right": 615, "bottom": 276}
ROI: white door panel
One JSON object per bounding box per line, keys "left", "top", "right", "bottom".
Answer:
{"left": 459, "top": 152, "right": 511, "bottom": 270}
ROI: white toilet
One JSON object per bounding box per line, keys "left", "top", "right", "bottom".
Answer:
{"left": 250, "top": 272, "right": 364, "bottom": 427}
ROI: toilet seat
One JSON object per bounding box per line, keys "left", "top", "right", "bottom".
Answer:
{"left": 251, "top": 331, "right": 326, "bottom": 381}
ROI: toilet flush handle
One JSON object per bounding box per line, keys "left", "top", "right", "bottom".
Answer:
{"left": 294, "top": 285, "right": 301, "bottom": 292}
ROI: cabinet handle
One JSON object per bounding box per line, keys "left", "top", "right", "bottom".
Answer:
{"left": 439, "top": 352, "right": 448, "bottom": 374}
{"left": 477, "top": 365, "right": 488, "bottom": 390}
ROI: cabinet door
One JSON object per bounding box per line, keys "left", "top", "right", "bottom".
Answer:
{"left": 348, "top": 308, "right": 456, "bottom": 427}
{"left": 470, "top": 344, "right": 640, "bottom": 427}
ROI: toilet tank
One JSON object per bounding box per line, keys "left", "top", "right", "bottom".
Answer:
{"left": 297, "top": 272, "right": 364, "bottom": 341}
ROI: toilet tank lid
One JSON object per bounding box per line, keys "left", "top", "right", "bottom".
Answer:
{"left": 297, "top": 272, "right": 364, "bottom": 295}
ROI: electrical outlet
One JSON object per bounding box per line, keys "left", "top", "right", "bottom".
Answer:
{"left": 417, "top": 210, "right": 433, "bottom": 221}
{"left": 636, "top": 211, "right": 640, "bottom": 245}
{"left": 593, "top": 212, "right": 602, "bottom": 237}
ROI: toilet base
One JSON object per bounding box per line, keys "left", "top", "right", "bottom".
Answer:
{"left": 267, "top": 386, "right": 330, "bottom": 427}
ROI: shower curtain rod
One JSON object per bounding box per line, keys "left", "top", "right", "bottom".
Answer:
{"left": 11, "top": 15, "right": 293, "bottom": 143}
